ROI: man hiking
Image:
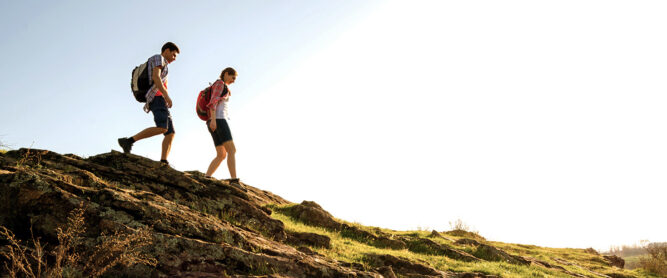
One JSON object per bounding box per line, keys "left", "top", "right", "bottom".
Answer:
{"left": 118, "top": 42, "right": 180, "bottom": 166}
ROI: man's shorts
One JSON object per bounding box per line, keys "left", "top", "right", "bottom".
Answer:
{"left": 149, "top": 96, "right": 175, "bottom": 136}
{"left": 207, "top": 118, "right": 233, "bottom": 146}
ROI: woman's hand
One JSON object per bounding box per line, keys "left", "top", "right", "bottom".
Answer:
{"left": 209, "top": 119, "right": 217, "bottom": 132}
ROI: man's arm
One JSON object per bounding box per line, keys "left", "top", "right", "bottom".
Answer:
{"left": 152, "top": 66, "right": 172, "bottom": 108}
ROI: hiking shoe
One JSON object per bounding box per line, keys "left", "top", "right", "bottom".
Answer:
{"left": 117, "top": 137, "right": 133, "bottom": 153}
{"left": 228, "top": 178, "right": 247, "bottom": 192}
{"left": 160, "top": 159, "right": 171, "bottom": 167}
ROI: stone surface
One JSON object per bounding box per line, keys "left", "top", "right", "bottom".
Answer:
{"left": 341, "top": 223, "right": 406, "bottom": 250}
{"left": 364, "top": 254, "right": 445, "bottom": 277}
{"left": 402, "top": 237, "right": 480, "bottom": 262}
{"left": 0, "top": 149, "right": 381, "bottom": 277}
{"left": 473, "top": 244, "right": 531, "bottom": 265}
{"left": 525, "top": 257, "right": 587, "bottom": 278}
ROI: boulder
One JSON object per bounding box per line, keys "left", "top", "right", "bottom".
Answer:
{"left": 603, "top": 255, "right": 625, "bottom": 268}
{"left": 286, "top": 231, "right": 331, "bottom": 248}
{"left": 289, "top": 201, "right": 342, "bottom": 230}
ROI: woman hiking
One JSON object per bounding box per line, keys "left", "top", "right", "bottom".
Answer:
{"left": 204, "top": 67, "right": 244, "bottom": 191}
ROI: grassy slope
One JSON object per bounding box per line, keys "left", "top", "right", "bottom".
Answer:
{"left": 270, "top": 205, "right": 658, "bottom": 278}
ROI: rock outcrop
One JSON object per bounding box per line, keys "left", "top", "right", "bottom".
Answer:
{"left": 472, "top": 244, "right": 531, "bottom": 265}
{"left": 0, "top": 149, "right": 380, "bottom": 277}
{"left": 429, "top": 230, "right": 455, "bottom": 242}
{"left": 279, "top": 201, "right": 407, "bottom": 250}
{"left": 364, "top": 254, "right": 446, "bottom": 277}
{"left": 0, "top": 148, "right": 641, "bottom": 278}
{"left": 402, "top": 237, "right": 480, "bottom": 262}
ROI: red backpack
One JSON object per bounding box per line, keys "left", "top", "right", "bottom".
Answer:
{"left": 196, "top": 81, "right": 228, "bottom": 121}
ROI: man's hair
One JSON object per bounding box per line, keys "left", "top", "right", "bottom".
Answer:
{"left": 220, "top": 67, "right": 237, "bottom": 79}
{"left": 162, "top": 42, "right": 180, "bottom": 53}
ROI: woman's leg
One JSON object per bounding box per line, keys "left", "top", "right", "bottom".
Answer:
{"left": 205, "top": 145, "right": 227, "bottom": 177}
{"left": 222, "top": 140, "right": 237, "bottom": 179}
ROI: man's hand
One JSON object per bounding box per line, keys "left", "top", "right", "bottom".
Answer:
{"left": 164, "top": 96, "right": 173, "bottom": 108}
{"left": 152, "top": 65, "right": 171, "bottom": 107}
{"left": 209, "top": 119, "right": 217, "bottom": 132}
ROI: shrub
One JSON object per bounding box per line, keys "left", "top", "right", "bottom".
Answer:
{"left": 638, "top": 243, "right": 667, "bottom": 276}
{"left": 0, "top": 139, "right": 8, "bottom": 153}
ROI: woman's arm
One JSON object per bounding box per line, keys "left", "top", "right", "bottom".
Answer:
{"left": 209, "top": 107, "right": 217, "bottom": 131}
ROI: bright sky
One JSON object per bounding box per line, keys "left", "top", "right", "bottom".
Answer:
{"left": 1, "top": 0, "right": 665, "bottom": 251}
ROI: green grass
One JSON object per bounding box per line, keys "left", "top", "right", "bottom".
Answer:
{"left": 270, "top": 205, "right": 654, "bottom": 278}
{"left": 623, "top": 255, "right": 645, "bottom": 270}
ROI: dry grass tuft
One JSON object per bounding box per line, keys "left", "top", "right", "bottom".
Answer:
{"left": 0, "top": 226, "right": 47, "bottom": 278}
{"left": 0, "top": 203, "right": 157, "bottom": 277}
{"left": 446, "top": 219, "right": 485, "bottom": 241}
{"left": 83, "top": 224, "right": 156, "bottom": 277}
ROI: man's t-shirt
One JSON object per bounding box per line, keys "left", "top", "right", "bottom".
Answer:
{"left": 147, "top": 54, "right": 168, "bottom": 97}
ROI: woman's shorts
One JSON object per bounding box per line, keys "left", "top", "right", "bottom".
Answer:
{"left": 207, "top": 119, "right": 233, "bottom": 146}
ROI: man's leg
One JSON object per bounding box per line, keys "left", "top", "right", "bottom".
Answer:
{"left": 132, "top": 127, "right": 168, "bottom": 141}
{"left": 161, "top": 133, "right": 174, "bottom": 161}
{"left": 158, "top": 111, "right": 175, "bottom": 163}
{"left": 119, "top": 127, "right": 167, "bottom": 153}
{"left": 222, "top": 140, "right": 237, "bottom": 179}
{"left": 205, "top": 145, "right": 227, "bottom": 177}
{"left": 119, "top": 97, "right": 170, "bottom": 154}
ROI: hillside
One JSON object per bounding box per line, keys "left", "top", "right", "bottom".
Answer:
{"left": 604, "top": 243, "right": 667, "bottom": 271}
{"left": 0, "top": 148, "right": 658, "bottom": 277}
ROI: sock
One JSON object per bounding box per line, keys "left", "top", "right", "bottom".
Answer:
{"left": 128, "top": 137, "right": 136, "bottom": 144}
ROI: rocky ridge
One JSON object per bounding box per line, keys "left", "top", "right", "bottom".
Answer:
{"left": 0, "top": 149, "right": 633, "bottom": 277}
